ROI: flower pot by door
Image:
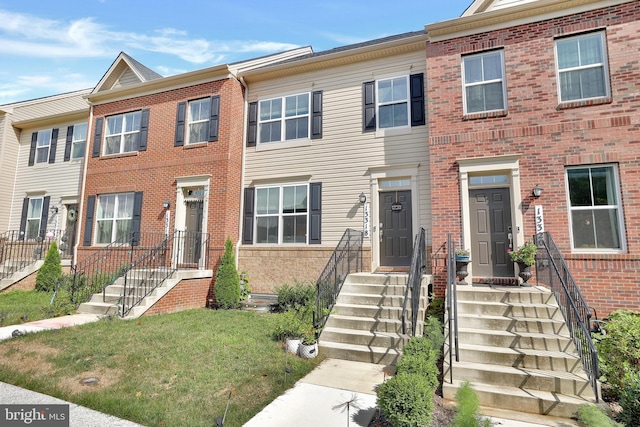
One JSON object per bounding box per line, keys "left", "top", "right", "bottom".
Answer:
{"left": 456, "top": 259, "right": 471, "bottom": 285}
{"left": 517, "top": 261, "right": 532, "bottom": 284}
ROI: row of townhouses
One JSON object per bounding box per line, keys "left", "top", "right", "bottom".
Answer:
{"left": 1, "top": 0, "right": 639, "bottom": 320}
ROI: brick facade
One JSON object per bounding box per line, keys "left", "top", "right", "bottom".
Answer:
{"left": 142, "top": 277, "right": 214, "bottom": 316}
{"left": 80, "top": 78, "right": 245, "bottom": 280}
{"left": 427, "top": 2, "right": 640, "bottom": 317}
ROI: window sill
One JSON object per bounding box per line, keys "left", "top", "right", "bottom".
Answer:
{"left": 99, "top": 151, "right": 139, "bottom": 160}
{"left": 374, "top": 127, "right": 412, "bottom": 138}
{"left": 568, "top": 251, "right": 628, "bottom": 259}
{"left": 463, "top": 110, "right": 508, "bottom": 121}
{"left": 556, "top": 97, "right": 612, "bottom": 110}
{"left": 183, "top": 142, "right": 209, "bottom": 149}
{"left": 255, "top": 139, "right": 312, "bottom": 152}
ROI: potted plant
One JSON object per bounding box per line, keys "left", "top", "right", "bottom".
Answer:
{"left": 299, "top": 328, "right": 318, "bottom": 359}
{"left": 455, "top": 248, "right": 470, "bottom": 261}
{"left": 508, "top": 241, "right": 537, "bottom": 283}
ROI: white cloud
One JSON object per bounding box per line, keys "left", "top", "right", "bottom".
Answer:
{"left": 0, "top": 9, "right": 300, "bottom": 64}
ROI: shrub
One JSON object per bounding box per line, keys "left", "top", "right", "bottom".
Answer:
{"left": 452, "top": 381, "right": 490, "bottom": 427}
{"left": 271, "top": 309, "right": 305, "bottom": 341}
{"left": 214, "top": 238, "right": 241, "bottom": 309}
{"left": 576, "top": 404, "right": 622, "bottom": 427}
{"left": 423, "top": 317, "right": 445, "bottom": 356}
{"left": 35, "top": 242, "right": 62, "bottom": 293}
{"left": 395, "top": 351, "right": 439, "bottom": 390}
{"left": 274, "top": 280, "right": 316, "bottom": 312}
{"left": 239, "top": 271, "right": 251, "bottom": 301}
{"left": 618, "top": 371, "right": 640, "bottom": 427}
{"left": 377, "top": 372, "right": 434, "bottom": 427}
{"left": 596, "top": 309, "right": 640, "bottom": 397}
{"left": 427, "top": 295, "right": 445, "bottom": 323}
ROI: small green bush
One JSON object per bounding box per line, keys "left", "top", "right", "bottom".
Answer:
{"left": 576, "top": 404, "right": 622, "bottom": 427}
{"left": 423, "top": 317, "right": 445, "bottom": 355}
{"left": 274, "top": 280, "right": 315, "bottom": 312}
{"left": 395, "top": 351, "right": 439, "bottom": 390}
{"left": 596, "top": 309, "right": 640, "bottom": 397}
{"left": 618, "top": 371, "right": 640, "bottom": 427}
{"left": 377, "top": 372, "right": 434, "bottom": 427}
{"left": 271, "top": 309, "right": 305, "bottom": 340}
{"left": 427, "top": 295, "right": 445, "bottom": 323}
{"left": 214, "top": 238, "right": 241, "bottom": 309}
{"left": 35, "top": 242, "right": 62, "bottom": 293}
{"left": 452, "top": 381, "right": 491, "bottom": 427}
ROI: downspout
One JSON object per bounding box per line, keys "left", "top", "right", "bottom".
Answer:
{"left": 75, "top": 103, "right": 94, "bottom": 264}
{"left": 235, "top": 75, "right": 249, "bottom": 269}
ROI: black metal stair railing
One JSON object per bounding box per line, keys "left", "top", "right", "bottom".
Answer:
{"left": 0, "top": 229, "right": 69, "bottom": 281}
{"left": 401, "top": 227, "right": 426, "bottom": 336}
{"left": 54, "top": 231, "right": 209, "bottom": 314}
{"left": 313, "top": 229, "right": 363, "bottom": 331}
{"left": 534, "top": 231, "right": 600, "bottom": 402}
{"left": 445, "top": 233, "right": 460, "bottom": 384}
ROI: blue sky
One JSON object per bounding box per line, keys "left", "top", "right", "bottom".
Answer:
{"left": 0, "top": 0, "right": 472, "bottom": 105}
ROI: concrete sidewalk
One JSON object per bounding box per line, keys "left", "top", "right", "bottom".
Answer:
{"left": 0, "top": 313, "right": 101, "bottom": 341}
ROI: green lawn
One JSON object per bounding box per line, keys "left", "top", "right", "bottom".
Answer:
{"left": 0, "top": 290, "right": 57, "bottom": 326}
{"left": 0, "top": 309, "right": 323, "bottom": 427}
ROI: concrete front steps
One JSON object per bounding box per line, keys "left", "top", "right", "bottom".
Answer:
{"left": 77, "top": 269, "right": 212, "bottom": 318}
{"left": 319, "top": 272, "right": 431, "bottom": 365}
{"left": 443, "top": 285, "right": 597, "bottom": 420}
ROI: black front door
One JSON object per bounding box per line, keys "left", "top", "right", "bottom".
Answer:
{"left": 184, "top": 201, "right": 203, "bottom": 265}
{"left": 470, "top": 188, "right": 514, "bottom": 277}
{"left": 379, "top": 191, "right": 413, "bottom": 267}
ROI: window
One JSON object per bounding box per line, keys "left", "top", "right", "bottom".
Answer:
{"left": 71, "top": 123, "right": 87, "bottom": 159}
{"left": 555, "top": 32, "right": 609, "bottom": 102}
{"left": 96, "top": 193, "right": 134, "bottom": 244}
{"left": 363, "top": 74, "right": 424, "bottom": 132}
{"left": 188, "top": 98, "right": 210, "bottom": 144}
{"left": 377, "top": 77, "right": 409, "bottom": 128}
{"left": 26, "top": 198, "right": 43, "bottom": 240}
{"left": 104, "top": 111, "right": 142, "bottom": 155}
{"left": 566, "top": 165, "right": 624, "bottom": 251}
{"left": 462, "top": 50, "right": 506, "bottom": 114}
{"left": 255, "top": 185, "right": 308, "bottom": 243}
{"left": 35, "top": 130, "right": 52, "bottom": 164}
{"left": 259, "top": 93, "right": 310, "bottom": 143}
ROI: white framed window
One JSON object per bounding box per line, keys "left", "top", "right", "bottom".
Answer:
{"left": 555, "top": 32, "right": 609, "bottom": 103}
{"left": 26, "top": 197, "right": 43, "bottom": 239}
{"left": 566, "top": 165, "right": 625, "bottom": 252}
{"left": 96, "top": 193, "right": 134, "bottom": 244}
{"left": 255, "top": 184, "right": 308, "bottom": 244}
{"left": 72, "top": 123, "right": 87, "bottom": 159}
{"left": 188, "top": 98, "right": 210, "bottom": 144}
{"left": 259, "top": 93, "right": 309, "bottom": 143}
{"left": 35, "top": 130, "right": 52, "bottom": 163}
{"left": 377, "top": 76, "right": 409, "bottom": 128}
{"left": 104, "top": 111, "right": 142, "bottom": 155}
{"left": 462, "top": 50, "right": 506, "bottom": 114}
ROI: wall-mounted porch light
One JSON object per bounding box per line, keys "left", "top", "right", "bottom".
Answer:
{"left": 532, "top": 184, "right": 543, "bottom": 198}
{"left": 162, "top": 201, "right": 171, "bottom": 209}
{"left": 359, "top": 192, "right": 367, "bottom": 204}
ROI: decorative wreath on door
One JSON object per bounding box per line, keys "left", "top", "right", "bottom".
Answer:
{"left": 67, "top": 208, "right": 77, "bottom": 222}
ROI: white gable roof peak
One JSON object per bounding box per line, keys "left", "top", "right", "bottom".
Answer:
{"left": 463, "top": 0, "right": 539, "bottom": 16}
{"left": 92, "top": 52, "right": 163, "bottom": 95}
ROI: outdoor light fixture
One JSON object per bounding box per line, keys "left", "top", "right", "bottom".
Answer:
{"left": 50, "top": 206, "right": 58, "bottom": 214}
{"left": 359, "top": 192, "right": 367, "bottom": 204}
{"left": 532, "top": 184, "right": 543, "bottom": 198}
{"left": 163, "top": 201, "right": 171, "bottom": 209}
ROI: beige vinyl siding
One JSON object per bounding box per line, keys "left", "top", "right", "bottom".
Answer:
{"left": 244, "top": 50, "right": 430, "bottom": 247}
{"left": 9, "top": 119, "right": 86, "bottom": 231}
{"left": 10, "top": 89, "right": 90, "bottom": 124}
{"left": 0, "top": 113, "right": 19, "bottom": 231}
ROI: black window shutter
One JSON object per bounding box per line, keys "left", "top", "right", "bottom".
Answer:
{"left": 131, "top": 192, "right": 143, "bottom": 246}
{"left": 28, "top": 132, "right": 37, "bottom": 166}
{"left": 311, "top": 91, "right": 323, "bottom": 140}
{"left": 363, "top": 81, "right": 376, "bottom": 132}
{"left": 92, "top": 117, "right": 103, "bottom": 157}
{"left": 64, "top": 126, "right": 74, "bottom": 161}
{"left": 247, "top": 102, "right": 258, "bottom": 147}
{"left": 138, "top": 109, "right": 150, "bottom": 151}
{"left": 48, "top": 128, "right": 58, "bottom": 164}
{"left": 175, "top": 102, "right": 186, "bottom": 147}
{"left": 40, "top": 196, "right": 50, "bottom": 237}
{"left": 309, "top": 182, "right": 322, "bottom": 244}
{"left": 209, "top": 95, "right": 220, "bottom": 142}
{"left": 242, "top": 187, "right": 255, "bottom": 244}
{"left": 410, "top": 73, "right": 425, "bottom": 127}
{"left": 19, "top": 198, "right": 29, "bottom": 239}
{"left": 83, "top": 195, "right": 96, "bottom": 246}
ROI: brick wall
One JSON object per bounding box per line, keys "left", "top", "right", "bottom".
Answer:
{"left": 427, "top": 2, "right": 640, "bottom": 317}
{"left": 142, "top": 277, "right": 214, "bottom": 316}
